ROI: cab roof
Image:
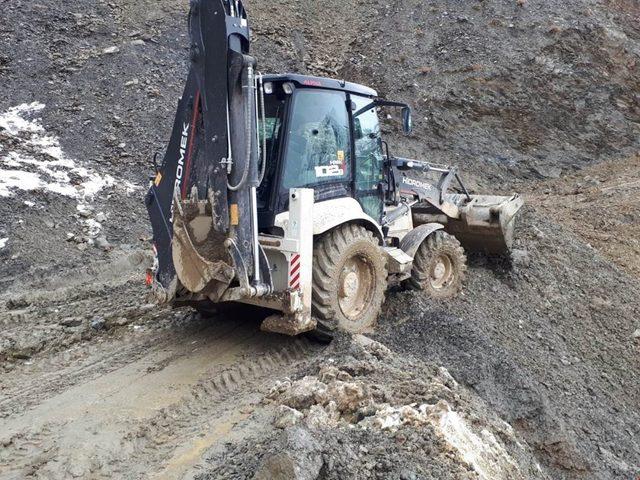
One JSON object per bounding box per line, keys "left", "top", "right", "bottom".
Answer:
{"left": 262, "top": 74, "right": 377, "bottom": 98}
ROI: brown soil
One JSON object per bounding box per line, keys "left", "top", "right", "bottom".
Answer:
{"left": 527, "top": 155, "right": 640, "bottom": 278}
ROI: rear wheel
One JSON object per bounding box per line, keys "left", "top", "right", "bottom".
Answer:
{"left": 406, "top": 231, "right": 467, "bottom": 299}
{"left": 312, "top": 224, "right": 387, "bottom": 333}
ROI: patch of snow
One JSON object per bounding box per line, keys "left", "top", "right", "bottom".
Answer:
{"left": 436, "top": 404, "right": 521, "bottom": 480}
{"left": 0, "top": 103, "right": 145, "bottom": 248}
{"left": 1, "top": 154, "right": 23, "bottom": 168}
{"left": 0, "top": 238, "right": 7, "bottom": 249}
{"left": 78, "top": 169, "right": 116, "bottom": 197}
{"left": 76, "top": 203, "right": 94, "bottom": 216}
{"left": 0, "top": 169, "right": 45, "bottom": 197}
{"left": 83, "top": 218, "right": 103, "bottom": 238}
{"left": 0, "top": 102, "right": 46, "bottom": 135}
{"left": 0, "top": 103, "right": 120, "bottom": 200}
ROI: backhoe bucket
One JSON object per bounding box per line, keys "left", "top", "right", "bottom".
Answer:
{"left": 447, "top": 194, "right": 524, "bottom": 255}
{"left": 172, "top": 197, "right": 237, "bottom": 302}
{"left": 414, "top": 194, "right": 524, "bottom": 255}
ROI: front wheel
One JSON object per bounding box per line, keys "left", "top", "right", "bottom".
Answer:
{"left": 405, "top": 231, "right": 467, "bottom": 299}
{"left": 312, "top": 224, "right": 387, "bottom": 333}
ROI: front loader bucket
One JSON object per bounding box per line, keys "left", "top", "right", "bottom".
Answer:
{"left": 413, "top": 194, "right": 524, "bottom": 255}
{"left": 444, "top": 194, "right": 524, "bottom": 255}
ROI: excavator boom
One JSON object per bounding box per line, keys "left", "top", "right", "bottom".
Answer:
{"left": 145, "top": 0, "right": 266, "bottom": 303}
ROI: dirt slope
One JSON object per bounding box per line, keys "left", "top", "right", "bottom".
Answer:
{"left": 246, "top": 0, "right": 640, "bottom": 189}
{"left": 0, "top": 0, "right": 189, "bottom": 288}
{"left": 379, "top": 207, "right": 640, "bottom": 479}
{"left": 1, "top": 0, "right": 639, "bottom": 479}
{"left": 527, "top": 154, "right": 640, "bottom": 277}
{"left": 341, "top": 0, "right": 640, "bottom": 187}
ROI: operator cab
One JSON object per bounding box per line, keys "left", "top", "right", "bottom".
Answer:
{"left": 257, "top": 74, "right": 410, "bottom": 230}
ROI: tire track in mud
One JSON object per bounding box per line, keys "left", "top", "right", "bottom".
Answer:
{"left": 128, "top": 336, "right": 321, "bottom": 480}
{"left": 0, "top": 315, "right": 324, "bottom": 480}
{"left": 0, "top": 312, "right": 230, "bottom": 417}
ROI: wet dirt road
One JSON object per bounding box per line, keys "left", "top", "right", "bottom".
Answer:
{"left": 0, "top": 304, "right": 321, "bottom": 479}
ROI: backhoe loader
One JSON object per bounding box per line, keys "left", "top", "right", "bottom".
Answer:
{"left": 145, "top": 0, "right": 523, "bottom": 335}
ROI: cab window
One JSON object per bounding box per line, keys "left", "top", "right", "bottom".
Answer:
{"left": 352, "top": 95, "right": 384, "bottom": 220}
{"left": 352, "top": 96, "right": 384, "bottom": 192}
{"left": 282, "top": 90, "right": 350, "bottom": 189}
{"left": 257, "top": 91, "right": 286, "bottom": 208}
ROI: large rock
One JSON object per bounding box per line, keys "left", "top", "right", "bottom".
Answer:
{"left": 252, "top": 428, "right": 322, "bottom": 480}
{"left": 305, "top": 401, "right": 340, "bottom": 429}
{"left": 273, "top": 405, "right": 303, "bottom": 429}
{"left": 279, "top": 376, "right": 328, "bottom": 409}
{"left": 327, "top": 380, "right": 368, "bottom": 413}
{"left": 533, "top": 165, "right": 562, "bottom": 179}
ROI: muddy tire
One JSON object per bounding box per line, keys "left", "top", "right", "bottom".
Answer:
{"left": 405, "top": 231, "right": 467, "bottom": 299}
{"left": 312, "top": 224, "right": 387, "bottom": 333}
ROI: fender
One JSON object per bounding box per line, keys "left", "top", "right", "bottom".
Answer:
{"left": 275, "top": 197, "right": 384, "bottom": 244}
{"left": 399, "top": 222, "right": 444, "bottom": 258}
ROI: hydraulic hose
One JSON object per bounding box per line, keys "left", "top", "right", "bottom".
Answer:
{"left": 258, "top": 73, "right": 267, "bottom": 186}
{"left": 227, "top": 58, "right": 254, "bottom": 192}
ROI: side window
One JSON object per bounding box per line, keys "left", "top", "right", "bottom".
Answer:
{"left": 352, "top": 96, "right": 384, "bottom": 192}
{"left": 257, "top": 93, "right": 286, "bottom": 207}
{"left": 282, "top": 90, "right": 350, "bottom": 189}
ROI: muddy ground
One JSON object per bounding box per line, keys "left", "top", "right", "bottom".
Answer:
{"left": 1, "top": 0, "right": 639, "bottom": 479}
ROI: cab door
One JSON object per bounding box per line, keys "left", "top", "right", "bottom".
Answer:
{"left": 351, "top": 95, "right": 385, "bottom": 222}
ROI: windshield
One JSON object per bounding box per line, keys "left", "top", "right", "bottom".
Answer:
{"left": 281, "top": 89, "right": 351, "bottom": 189}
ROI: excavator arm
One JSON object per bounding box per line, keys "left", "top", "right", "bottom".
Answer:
{"left": 145, "top": 0, "right": 269, "bottom": 303}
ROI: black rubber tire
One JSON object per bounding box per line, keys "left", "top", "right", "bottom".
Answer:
{"left": 405, "top": 231, "right": 467, "bottom": 299}
{"left": 312, "top": 224, "right": 387, "bottom": 333}
{"left": 304, "top": 323, "right": 335, "bottom": 344}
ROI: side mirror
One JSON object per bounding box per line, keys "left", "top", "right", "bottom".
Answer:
{"left": 402, "top": 106, "right": 413, "bottom": 135}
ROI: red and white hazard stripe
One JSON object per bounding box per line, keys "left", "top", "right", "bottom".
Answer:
{"left": 289, "top": 254, "right": 301, "bottom": 290}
